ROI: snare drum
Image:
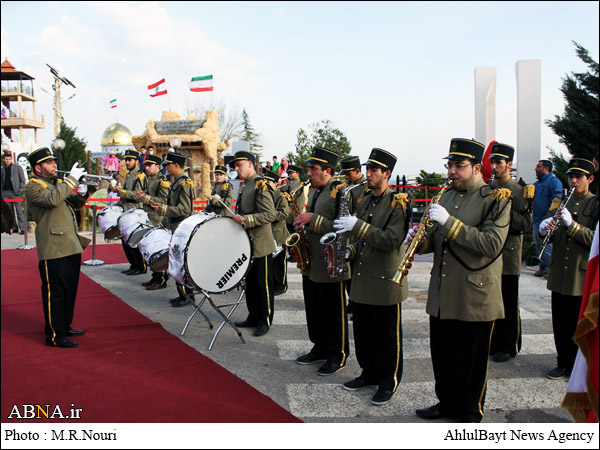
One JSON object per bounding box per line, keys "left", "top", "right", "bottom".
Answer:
{"left": 97, "top": 205, "right": 123, "bottom": 240}
{"left": 138, "top": 227, "right": 172, "bottom": 272}
{"left": 118, "top": 208, "right": 152, "bottom": 248}
{"left": 169, "top": 213, "right": 252, "bottom": 293}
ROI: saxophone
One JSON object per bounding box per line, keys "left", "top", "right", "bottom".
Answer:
{"left": 390, "top": 180, "right": 452, "bottom": 285}
{"left": 536, "top": 186, "right": 575, "bottom": 261}
{"left": 320, "top": 180, "right": 368, "bottom": 278}
{"left": 284, "top": 180, "right": 311, "bottom": 271}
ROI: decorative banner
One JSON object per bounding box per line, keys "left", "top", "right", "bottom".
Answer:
{"left": 189, "top": 75, "right": 213, "bottom": 92}
{"left": 109, "top": 99, "right": 117, "bottom": 109}
{"left": 148, "top": 78, "right": 168, "bottom": 97}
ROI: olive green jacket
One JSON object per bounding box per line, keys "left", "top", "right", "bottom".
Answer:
{"left": 204, "top": 181, "right": 234, "bottom": 217}
{"left": 142, "top": 173, "right": 170, "bottom": 226}
{"left": 420, "top": 180, "right": 512, "bottom": 321}
{"left": 119, "top": 167, "right": 146, "bottom": 211}
{"left": 25, "top": 174, "right": 88, "bottom": 261}
{"left": 236, "top": 172, "right": 277, "bottom": 258}
{"left": 347, "top": 188, "right": 409, "bottom": 305}
{"left": 349, "top": 175, "right": 369, "bottom": 214}
{"left": 546, "top": 192, "right": 598, "bottom": 296}
{"left": 279, "top": 178, "right": 305, "bottom": 225}
{"left": 271, "top": 188, "right": 290, "bottom": 246}
{"left": 157, "top": 173, "right": 194, "bottom": 232}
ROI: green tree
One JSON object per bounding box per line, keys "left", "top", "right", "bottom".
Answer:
{"left": 56, "top": 120, "right": 87, "bottom": 172}
{"left": 545, "top": 41, "right": 599, "bottom": 188}
{"left": 285, "top": 120, "right": 352, "bottom": 180}
{"left": 240, "top": 108, "right": 263, "bottom": 158}
{"left": 414, "top": 170, "right": 446, "bottom": 199}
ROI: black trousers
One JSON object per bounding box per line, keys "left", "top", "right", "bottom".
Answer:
{"left": 551, "top": 291, "right": 582, "bottom": 372}
{"left": 430, "top": 316, "right": 493, "bottom": 423}
{"left": 121, "top": 239, "right": 146, "bottom": 272}
{"left": 150, "top": 270, "right": 169, "bottom": 286}
{"left": 38, "top": 253, "right": 82, "bottom": 344}
{"left": 244, "top": 255, "right": 274, "bottom": 327}
{"left": 273, "top": 245, "right": 287, "bottom": 292}
{"left": 302, "top": 276, "right": 349, "bottom": 366}
{"left": 490, "top": 274, "right": 522, "bottom": 357}
{"left": 353, "top": 302, "right": 403, "bottom": 391}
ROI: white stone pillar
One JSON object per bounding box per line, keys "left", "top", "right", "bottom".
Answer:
{"left": 474, "top": 67, "right": 497, "bottom": 147}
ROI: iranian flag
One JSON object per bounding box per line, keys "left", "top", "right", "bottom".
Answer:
{"left": 109, "top": 99, "right": 117, "bottom": 109}
{"left": 148, "top": 78, "right": 168, "bottom": 97}
{"left": 189, "top": 75, "right": 213, "bottom": 92}
{"left": 562, "top": 221, "right": 599, "bottom": 423}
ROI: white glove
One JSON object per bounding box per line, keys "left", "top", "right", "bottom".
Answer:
{"left": 558, "top": 208, "right": 573, "bottom": 227}
{"left": 539, "top": 218, "right": 552, "bottom": 236}
{"left": 77, "top": 184, "right": 88, "bottom": 196}
{"left": 212, "top": 193, "right": 222, "bottom": 203}
{"left": 403, "top": 225, "right": 418, "bottom": 245}
{"left": 334, "top": 216, "right": 358, "bottom": 234}
{"left": 69, "top": 162, "right": 87, "bottom": 181}
{"left": 428, "top": 204, "right": 450, "bottom": 226}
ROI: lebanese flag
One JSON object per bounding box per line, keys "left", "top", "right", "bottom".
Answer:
{"left": 189, "top": 75, "right": 213, "bottom": 92}
{"left": 562, "top": 221, "right": 599, "bottom": 423}
{"left": 148, "top": 78, "right": 167, "bottom": 97}
{"left": 482, "top": 140, "right": 496, "bottom": 183}
{"left": 109, "top": 99, "right": 117, "bottom": 109}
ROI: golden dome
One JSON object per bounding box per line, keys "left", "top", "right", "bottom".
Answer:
{"left": 101, "top": 123, "right": 133, "bottom": 146}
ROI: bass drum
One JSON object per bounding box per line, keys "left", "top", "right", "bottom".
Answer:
{"left": 169, "top": 213, "right": 252, "bottom": 293}
{"left": 138, "top": 227, "right": 172, "bottom": 272}
{"left": 97, "top": 205, "right": 123, "bottom": 240}
{"left": 118, "top": 208, "right": 152, "bottom": 248}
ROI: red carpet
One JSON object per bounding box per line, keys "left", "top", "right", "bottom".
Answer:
{"left": 1, "top": 247, "right": 300, "bottom": 423}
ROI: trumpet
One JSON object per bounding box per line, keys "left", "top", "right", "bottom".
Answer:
{"left": 57, "top": 170, "right": 115, "bottom": 187}
{"left": 537, "top": 187, "right": 575, "bottom": 261}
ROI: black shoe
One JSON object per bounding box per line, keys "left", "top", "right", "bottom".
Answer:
{"left": 141, "top": 279, "right": 155, "bottom": 287}
{"left": 169, "top": 296, "right": 183, "bottom": 304}
{"left": 371, "top": 388, "right": 396, "bottom": 406}
{"left": 317, "top": 361, "right": 346, "bottom": 376}
{"left": 491, "top": 351, "right": 513, "bottom": 363}
{"left": 127, "top": 269, "right": 144, "bottom": 275}
{"left": 66, "top": 328, "right": 85, "bottom": 337}
{"left": 171, "top": 298, "right": 191, "bottom": 308}
{"left": 343, "top": 377, "right": 378, "bottom": 391}
{"left": 416, "top": 403, "right": 449, "bottom": 420}
{"left": 273, "top": 288, "right": 287, "bottom": 296}
{"left": 547, "top": 366, "right": 569, "bottom": 380}
{"left": 121, "top": 268, "right": 134, "bottom": 274}
{"left": 296, "top": 353, "right": 326, "bottom": 365}
{"left": 234, "top": 320, "right": 258, "bottom": 328}
{"left": 146, "top": 282, "right": 167, "bottom": 290}
{"left": 19, "top": 231, "right": 25, "bottom": 235}
{"left": 253, "top": 325, "right": 270, "bottom": 337}
{"left": 45, "top": 338, "right": 78, "bottom": 348}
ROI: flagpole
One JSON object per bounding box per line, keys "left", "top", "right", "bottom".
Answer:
{"left": 167, "top": 92, "right": 172, "bottom": 111}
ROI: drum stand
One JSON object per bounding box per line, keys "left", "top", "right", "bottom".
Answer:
{"left": 180, "top": 282, "right": 247, "bottom": 350}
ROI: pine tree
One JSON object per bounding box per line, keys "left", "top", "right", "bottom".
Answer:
{"left": 56, "top": 120, "right": 88, "bottom": 171}
{"left": 240, "top": 108, "right": 263, "bottom": 158}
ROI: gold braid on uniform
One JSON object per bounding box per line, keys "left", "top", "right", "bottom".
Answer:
{"left": 549, "top": 197, "right": 562, "bottom": 212}
{"left": 523, "top": 184, "right": 535, "bottom": 199}
{"left": 254, "top": 179, "right": 268, "bottom": 191}
{"left": 160, "top": 179, "right": 170, "bottom": 189}
{"left": 281, "top": 192, "right": 292, "bottom": 202}
{"left": 184, "top": 179, "right": 194, "bottom": 189}
{"left": 391, "top": 193, "right": 409, "bottom": 210}
{"left": 492, "top": 187, "right": 512, "bottom": 202}
{"left": 136, "top": 172, "right": 146, "bottom": 182}
{"left": 330, "top": 181, "right": 347, "bottom": 199}
{"left": 221, "top": 182, "right": 230, "bottom": 191}
{"left": 29, "top": 178, "right": 48, "bottom": 197}
{"left": 142, "top": 194, "right": 152, "bottom": 204}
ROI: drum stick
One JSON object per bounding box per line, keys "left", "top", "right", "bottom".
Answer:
{"left": 218, "top": 199, "right": 236, "bottom": 217}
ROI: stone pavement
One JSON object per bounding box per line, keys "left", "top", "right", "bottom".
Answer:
{"left": 1, "top": 231, "right": 573, "bottom": 423}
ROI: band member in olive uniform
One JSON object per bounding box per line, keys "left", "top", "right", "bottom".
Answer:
{"left": 279, "top": 164, "right": 306, "bottom": 236}
{"left": 336, "top": 148, "right": 410, "bottom": 405}
{"left": 413, "top": 138, "right": 511, "bottom": 423}
{"left": 204, "top": 165, "right": 234, "bottom": 217}
{"left": 263, "top": 169, "right": 290, "bottom": 296}
{"left": 230, "top": 151, "right": 278, "bottom": 337}
{"left": 538, "top": 157, "right": 598, "bottom": 380}
{"left": 25, "top": 148, "right": 89, "bottom": 348}
{"left": 488, "top": 143, "right": 534, "bottom": 362}
{"left": 151, "top": 152, "right": 195, "bottom": 308}
{"left": 340, "top": 155, "right": 368, "bottom": 212}
{"left": 294, "top": 146, "right": 351, "bottom": 376}
{"left": 111, "top": 149, "right": 147, "bottom": 275}
{"left": 138, "top": 154, "right": 170, "bottom": 290}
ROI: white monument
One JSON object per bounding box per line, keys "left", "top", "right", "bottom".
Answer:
{"left": 474, "top": 67, "right": 497, "bottom": 147}
{"left": 515, "top": 60, "right": 542, "bottom": 184}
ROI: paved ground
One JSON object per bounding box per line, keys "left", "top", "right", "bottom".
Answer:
{"left": 2, "top": 231, "right": 574, "bottom": 423}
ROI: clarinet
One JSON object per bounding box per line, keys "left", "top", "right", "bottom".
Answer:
{"left": 537, "top": 187, "right": 575, "bottom": 261}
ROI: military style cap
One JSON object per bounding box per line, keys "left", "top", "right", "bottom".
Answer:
{"left": 489, "top": 143, "right": 515, "bottom": 161}
{"left": 214, "top": 165, "right": 227, "bottom": 175}
{"left": 566, "top": 158, "right": 595, "bottom": 176}
{"left": 287, "top": 164, "right": 302, "bottom": 174}
{"left": 306, "top": 146, "right": 338, "bottom": 167}
{"left": 228, "top": 151, "right": 256, "bottom": 168}
{"left": 123, "top": 149, "right": 140, "bottom": 160}
{"left": 28, "top": 147, "right": 57, "bottom": 167}
{"left": 164, "top": 152, "right": 187, "bottom": 167}
{"left": 362, "top": 148, "right": 397, "bottom": 172}
{"left": 262, "top": 169, "right": 280, "bottom": 183}
{"left": 340, "top": 156, "right": 361, "bottom": 174}
{"left": 144, "top": 154, "right": 162, "bottom": 165}
{"left": 444, "top": 138, "right": 485, "bottom": 163}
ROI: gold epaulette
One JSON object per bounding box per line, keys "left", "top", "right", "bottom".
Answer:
{"left": 29, "top": 178, "right": 48, "bottom": 189}
{"left": 391, "top": 193, "right": 409, "bottom": 210}
{"left": 136, "top": 172, "right": 146, "bottom": 181}
{"left": 221, "top": 182, "right": 230, "bottom": 191}
{"left": 330, "top": 181, "right": 347, "bottom": 198}
{"left": 357, "top": 193, "right": 367, "bottom": 204}
{"left": 57, "top": 179, "right": 63, "bottom": 184}
{"left": 160, "top": 179, "right": 171, "bottom": 189}
{"left": 281, "top": 192, "right": 292, "bottom": 202}
{"left": 184, "top": 179, "right": 194, "bottom": 189}
{"left": 523, "top": 184, "right": 535, "bottom": 199}
{"left": 254, "top": 179, "right": 268, "bottom": 191}
{"left": 549, "top": 197, "right": 561, "bottom": 211}
{"left": 492, "top": 188, "right": 512, "bottom": 202}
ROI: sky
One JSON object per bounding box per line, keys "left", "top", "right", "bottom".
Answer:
{"left": 1, "top": 1, "right": 599, "bottom": 181}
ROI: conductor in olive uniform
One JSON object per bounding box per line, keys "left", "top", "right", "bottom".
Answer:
{"left": 152, "top": 152, "right": 195, "bottom": 307}
{"left": 336, "top": 148, "right": 410, "bottom": 405}
{"left": 25, "top": 148, "right": 89, "bottom": 348}
{"left": 230, "top": 151, "right": 278, "bottom": 337}
{"left": 294, "top": 146, "right": 351, "bottom": 376}
{"left": 263, "top": 169, "right": 290, "bottom": 296}
{"left": 538, "top": 157, "right": 598, "bottom": 380}
{"left": 488, "top": 143, "right": 534, "bottom": 362}
{"left": 111, "top": 149, "right": 147, "bottom": 275}
{"left": 138, "top": 154, "right": 170, "bottom": 290}
{"left": 414, "top": 138, "right": 511, "bottom": 423}
{"left": 204, "top": 165, "right": 234, "bottom": 217}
